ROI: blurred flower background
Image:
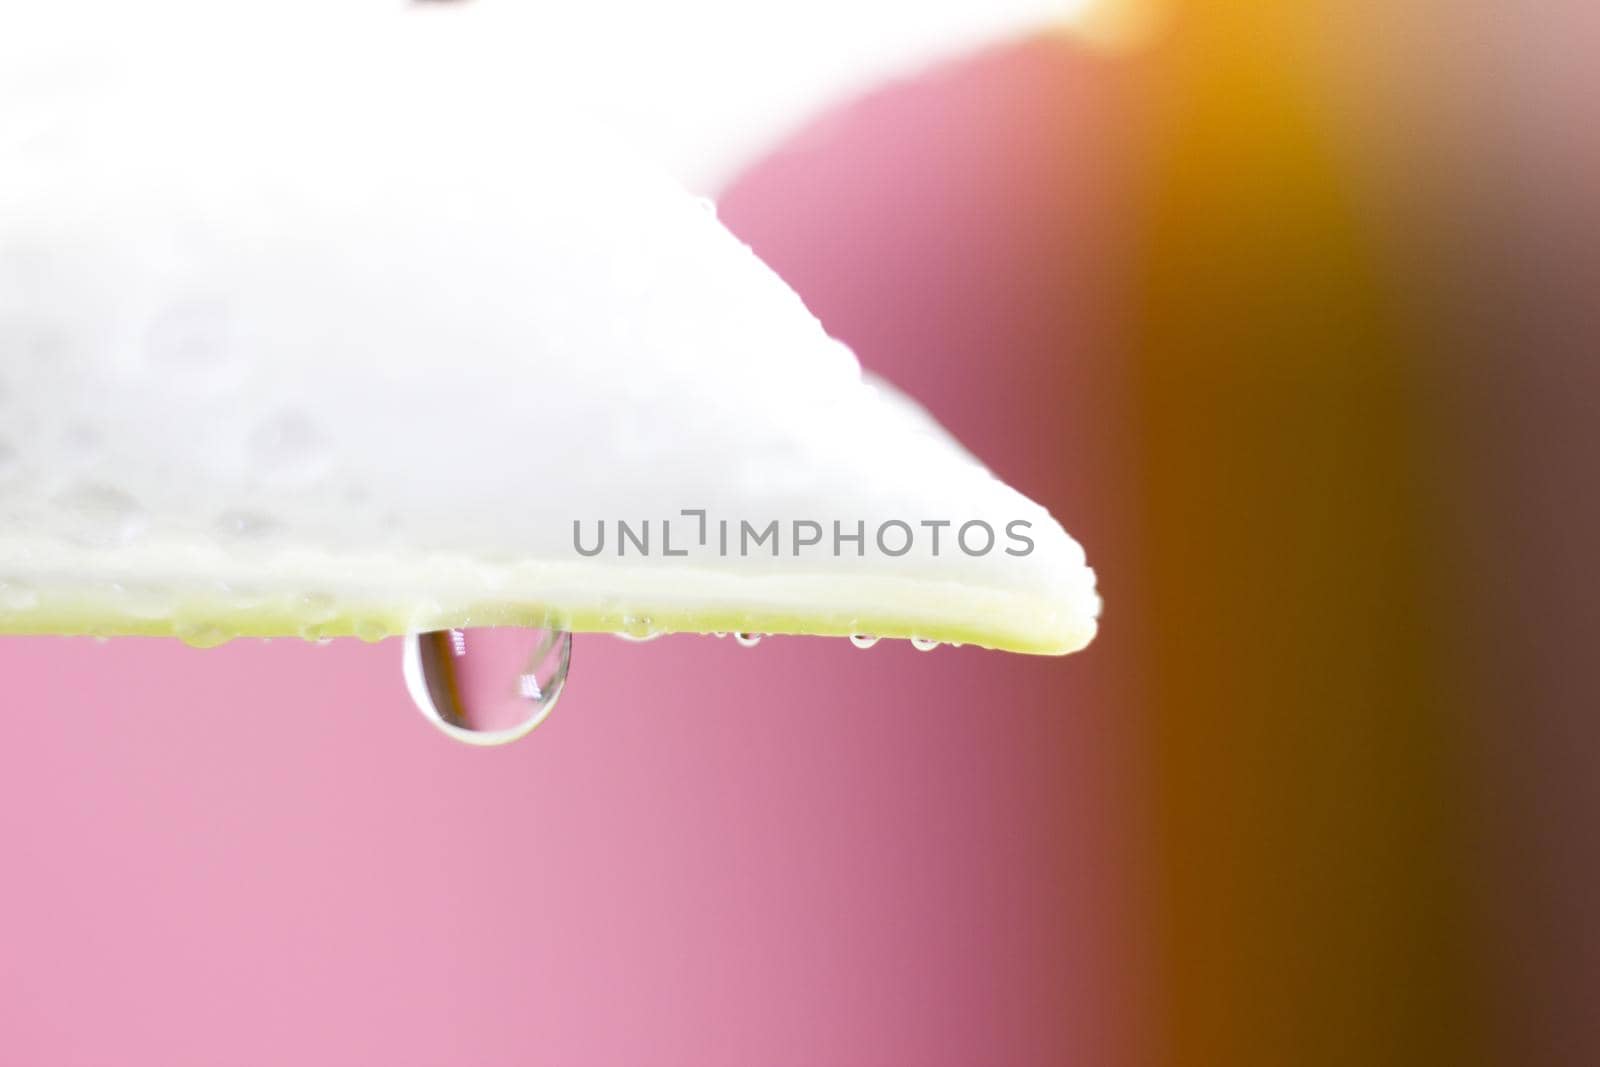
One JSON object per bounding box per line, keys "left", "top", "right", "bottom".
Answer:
{"left": 1, "top": 0, "right": 1595, "bottom": 1063}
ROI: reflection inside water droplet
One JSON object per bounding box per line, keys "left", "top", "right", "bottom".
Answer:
{"left": 733, "top": 632, "right": 762, "bottom": 647}
{"left": 849, "top": 634, "right": 879, "bottom": 649}
{"left": 403, "top": 627, "right": 572, "bottom": 746}
{"left": 910, "top": 637, "right": 940, "bottom": 652}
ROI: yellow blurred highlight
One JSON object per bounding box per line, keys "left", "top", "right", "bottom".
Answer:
{"left": 1071, "top": 0, "right": 1172, "bottom": 52}
{"left": 1125, "top": 0, "right": 1492, "bottom": 1064}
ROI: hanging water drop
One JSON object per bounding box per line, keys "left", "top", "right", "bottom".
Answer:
{"left": 615, "top": 615, "right": 661, "bottom": 642}
{"left": 403, "top": 626, "right": 572, "bottom": 746}
{"left": 910, "top": 637, "right": 940, "bottom": 652}
{"left": 849, "top": 634, "right": 880, "bottom": 649}
{"left": 733, "top": 632, "right": 762, "bottom": 647}
{"left": 175, "top": 621, "right": 230, "bottom": 649}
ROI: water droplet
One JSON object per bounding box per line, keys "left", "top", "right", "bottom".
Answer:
{"left": 354, "top": 618, "right": 388, "bottom": 643}
{"left": 849, "top": 634, "right": 880, "bottom": 649}
{"left": 176, "top": 622, "right": 231, "bottom": 649}
{"left": 910, "top": 637, "right": 940, "bottom": 652}
{"left": 403, "top": 627, "right": 572, "bottom": 746}
{"left": 215, "top": 510, "right": 284, "bottom": 543}
{"left": 296, "top": 593, "right": 339, "bottom": 639}
{"left": 733, "top": 632, "right": 762, "bottom": 648}
{"left": 54, "top": 484, "right": 147, "bottom": 547}
{"left": 615, "top": 615, "right": 660, "bottom": 642}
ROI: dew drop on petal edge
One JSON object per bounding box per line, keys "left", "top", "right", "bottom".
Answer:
{"left": 849, "top": 634, "right": 880, "bottom": 649}
{"left": 615, "top": 616, "right": 661, "bottom": 642}
{"left": 403, "top": 627, "right": 572, "bottom": 746}
{"left": 733, "top": 632, "right": 763, "bottom": 648}
{"left": 910, "top": 637, "right": 940, "bottom": 652}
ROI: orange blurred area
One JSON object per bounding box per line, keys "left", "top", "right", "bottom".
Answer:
{"left": 1122, "top": 3, "right": 1594, "bottom": 1063}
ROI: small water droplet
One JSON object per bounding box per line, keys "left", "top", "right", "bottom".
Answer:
{"left": 711, "top": 631, "right": 726, "bottom": 638}
{"left": 733, "top": 632, "right": 762, "bottom": 648}
{"left": 215, "top": 510, "right": 284, "bottom": 542}
{"left": 354, "top": 618, "right": 387, "bottom": 643}
{"left": 403, "top": 627, "right": 572, "bottom": 746}
{"left": 296, "top": 593, "right": 339, "bottom": 638}
{"left": 615, "top": 615, "right": 660, "bottom": 642}
{"left": 849, "top": 634, "right": 880, "bottom": 649}
{"left": 910, "top": 637, "right": 940, "bottom": 652}
{"left": 176, "top": 622, "right": 231, "bottom": 649}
